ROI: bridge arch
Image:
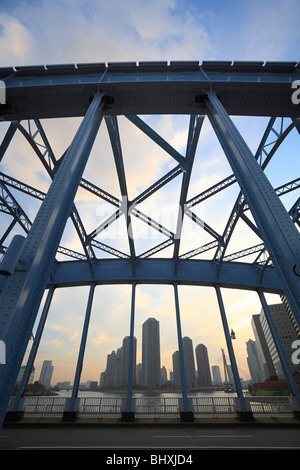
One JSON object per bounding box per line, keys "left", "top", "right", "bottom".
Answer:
{"left": 0, "top": 61, "right": 299, "bottom": 424}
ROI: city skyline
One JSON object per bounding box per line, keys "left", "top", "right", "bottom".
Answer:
{"left": 26, "top": 297, "right": 299, "bottom": 391}
{"left": 38, "top": 336, "right": 247, "bottom": 389}
{"left": 101, "top": 327, "right": 218, "bottom": 389}
{"left": 29, "top": 286, "right": 274, "bottom": 385}
{"left": 99, "top": 330, "right": 245, "bottom": 389}
{"left": 96, "top": 320, "right": 233, "bottom": 389}
{"left": 48, "top": 321, "right": 252, "bottom": 388}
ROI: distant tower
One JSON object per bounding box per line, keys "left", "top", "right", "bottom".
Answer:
{"left": 195, "top": 343, "right": 212, "bottom": 386}
{"left": 142, "top": 318, "right": 161, "bottom": 388}
{"left": 104, "top": 350, "right": 116, "bottom": 388}
{"left": 172, "top": 351, "right": 181, "bottom": 388}
{"left": 161, "top": 365, "right": 168, "bottom": 385}
{"left": 182, "top": 337, "right": 196, "bottom": 388}
{"left": 211, "top": 365, "right": 222, "bottom": 385}
{"left": 246, "top": 339, "right": 265, "bottom": 383}
{"left": 251, "top": 314, "right": 277, "bottom": 380}
{"left": 114, "top": 347, "right": 123, "bottom": 387}
{"left": 136, "top": 363, "right": 143, "bottom": 387}
{"left": 16, "top": 365, "right": 35, "bottom": 385}
{"left": 121, "top": 336, "right": 137, "bottom": 387}
{"left": 39, "top": 360, "right": 53, "bottom": 388}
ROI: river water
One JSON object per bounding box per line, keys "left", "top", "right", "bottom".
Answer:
{"left": 55, "top": 390, "right": 237, "bottom": 398}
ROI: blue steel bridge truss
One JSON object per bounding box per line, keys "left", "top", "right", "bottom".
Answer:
{"left": 0, "top": 60, "right": 299, "bottom": 423}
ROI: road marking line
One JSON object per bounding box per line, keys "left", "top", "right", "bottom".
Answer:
{"left": 154, "top": 435, "right": 253, "bottom": 438}
{"left": 18, "top": 445, "right": 300, "bottom": 450}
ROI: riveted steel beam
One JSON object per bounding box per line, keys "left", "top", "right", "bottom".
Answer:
{"left": 0, "top": 94, "right": 104, "bottom": 428}
{"left": 206, "top": 92, "right": 300, "bottom": 326}
{"left": 48, "top": 258, "right": 283, "bottom": 293}
{"left": 1, "top": 61, "right": 300, "bottom": 120}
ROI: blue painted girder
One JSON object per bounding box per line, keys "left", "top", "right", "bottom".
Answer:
{"left": 1, "top": 61, "right": 300, "bottom": 120}
{"left": 49, "top": 258, "right": 283, "bottom": 293}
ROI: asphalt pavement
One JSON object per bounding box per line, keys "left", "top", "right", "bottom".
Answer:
{"left": 1, "top": 422, "right": 300, "bottom": 452}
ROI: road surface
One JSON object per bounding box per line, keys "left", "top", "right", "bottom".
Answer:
{"left": 1, "top": 424, "right": 300, "bottom": 452}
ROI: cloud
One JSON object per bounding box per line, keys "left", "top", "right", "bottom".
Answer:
{"left": 233, "top": 0, "right": 300, "bottom": 60}
{"left": 70, "top": 331, "right": 80, "bottom": 342}
{"left": 49, "top": 339, "right": 63, "bottom": 348}
{"left": 67, "top": 348, "right": 79, "bottom": 357}
{"left": 1, "top": 0, "right": 299, "bottom": 70}
{"left": 0, "top": 13, "right": 35, "bottom": 65}
{"left": 0, "top": 0, "right": 215, "bottom": 66}
{"left": 92, "top": 333, "right": 115, "bottom": 346}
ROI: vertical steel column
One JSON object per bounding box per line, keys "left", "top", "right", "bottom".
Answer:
{"left": 215, "top": 285, "right": 248, "bottom": 413}
{"left": 258, "top": 289, "right": 300, "bottom": 407}
{"left": 173, "top": 284, "right": 189, "bottom": 412}
{"left": 126, "top": 283, "right": 136, "bottom": 413}
{"left": 12, "top": 285, "right": 55, "bottom": 412}
{"left": 206, "top": 93, "right": 300, "bottom": 326}
{"left": 0, "top": 94, "right": 104, "bottom": 427}
{"left": 68, "top": 283, "right": 96, "bottom": 414}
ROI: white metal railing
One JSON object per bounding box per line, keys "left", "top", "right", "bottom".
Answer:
{"left": 17, "top": 395, "right": 295, "bottom": 418}
{"left": 22, "top": 396, "right": 68, "bottom": 417}
{"left": 79, "top": 397, "right": 122, "bottom": 416}
{"left": 135, "top": 397, "right": 180, "bottom": 416}
{"left": 247, "top": 396, "right": 293, "bottom": 417}
{"left": 192, "top": 396, "right": 236, "bottom": 417}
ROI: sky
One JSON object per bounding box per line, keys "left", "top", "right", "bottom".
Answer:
{"left": 0, "top": 0, "right": 299, "bottom": 387}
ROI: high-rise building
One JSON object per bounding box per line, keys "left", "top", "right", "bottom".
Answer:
{"left": 39, "top": 360, "right": 53, "bottom": 388}
{"left": 99, "top": 371, "right": 106, "bottom": 388}
{"left": 172, "top": 340, "right": 197, "bottom": 389}
{"left": 121, "top": 336, "right": 137, "bottom": 387}
{"left": 161, "top": 366, "right": 168, "bottom": 385}
{"left": 211, "top": 365, "right": 222, "bottom": 385}
{"left": 104, "top": 350, "right": 116, "bottom": 388}
{"left": 114, "top": 347, "right": 123, "bottom": 387}
{"left": 263, "top": 303, "right": 300, "bottom": 377}
{"left": 251, "top": 314, "right": 276, "bottom": 380}
{"left": 252, "top": 302, "right": 300, "bottom": 381}
{"left": 142, "top": 318, "right": 161, "bottom": 389}
{"left": 195, "top": 343, "right": 212, "bottom": 387}
{"left": 172, "top": 351, "right": 181, "bottom": 388}
{"left": 16, "top": 365, "right": 35, "bottom": 385}
{"left": 136, "top": 363, "right": 143, "bottom": 387}
{"left": 280, "top": 295, "right": 300, "bottom": 340}
{"left": 260, "top": 307, "right": 283, "bottom": 378}
{"left": 182, "top": 337, "right": 196, "bottom": 388}
{"left": 221, "top": 349, "right": 234, "bottom": 384}
{"left": 246, "top": 339, "right": 265, "bottom": 383}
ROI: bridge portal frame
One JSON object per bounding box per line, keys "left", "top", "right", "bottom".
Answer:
{"left": 0, "top": 60, "right": 300, "bottom": 425}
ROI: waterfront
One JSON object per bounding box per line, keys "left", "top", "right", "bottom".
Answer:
{"left": 8, "top": 388, "right": 296, "bottom": 423}
{"left": 55, "top": 389, "right": 238, "bottom": 399}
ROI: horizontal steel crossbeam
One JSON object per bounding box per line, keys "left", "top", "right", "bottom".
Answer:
{"left": 1, "top": 61, "right": 300, "bottom": 120}
{"left": 47, "top": 258, "right": 283, "bottom": 293}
